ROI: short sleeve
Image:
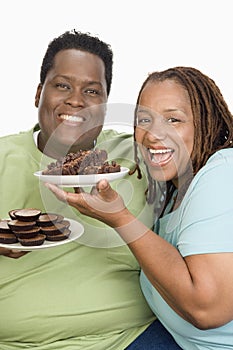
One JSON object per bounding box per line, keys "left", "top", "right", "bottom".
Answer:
{"left": 177, "top": 151, "right": 233, "bottom": 256}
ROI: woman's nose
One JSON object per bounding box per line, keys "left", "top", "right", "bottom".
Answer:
{"left": 146, "top": 118, "right": 167, "bottom": 141}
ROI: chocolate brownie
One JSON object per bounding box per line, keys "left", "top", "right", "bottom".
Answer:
{"left": 18, "top": 234, "right": 46, "bottom": 246}
{"left": 44, "top": 213, "right": 65, "bottom": 223}
{"left": 13, "top": 227, "right": 41, "bottom": 239}
{"left": 14, "top": 208, "right": 41, "bottom": 222}
{"left": 1, "top": 208, "right": 72, "bottom": 247}
{"left": 46, "top": 228, "right": 71, "bottom": 241}
{"left": 40, "top": 221, "right": 70, "bottom": 236}
{"left": 0, "top": 233, "right": 18, "bottom": 244}
{"left": 42, "top": 149, "right": 120, "bottom": 175}
{"left": 8, "top": 209, "right": 20, "bottom": 220}
{"left": 0, "top": 220, "right": 11, "bottom": 233}
{"left": 7, "top": 220, "right": 36, "bottom": 231}
{"left": 36, "top": 214, "right": 59, "bottom": 227}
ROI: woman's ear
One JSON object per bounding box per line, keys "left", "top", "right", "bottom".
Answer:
{"left": 35, "top": 83, "right": 42, "bottom": 107}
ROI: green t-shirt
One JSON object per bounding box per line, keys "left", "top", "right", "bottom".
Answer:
{"left": 0, "top": 126, "right": 155, "bottom": 350}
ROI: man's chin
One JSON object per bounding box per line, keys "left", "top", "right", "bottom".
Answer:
{"left": 54, "top": 136, "right": 96, "bottom": 153}
{"left": 45, "top": 126, "right": 103, "bottom": 155}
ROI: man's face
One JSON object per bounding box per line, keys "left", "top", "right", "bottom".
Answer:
{"left": 35, "top": 49, "right": 108, "bottom": 158}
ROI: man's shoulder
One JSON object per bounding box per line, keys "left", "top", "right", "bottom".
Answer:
{"left": 0, "top": 127, "right": 36, "bottom": 162}
{"left": 97, "top": 129, "right": 134, "bottom": 163}
{"left": 97, "top": 129, "right": 133, "bottom": 151}
{"left": 0, "top": 127, "right": 34, "bottom": 147}
{"left": 98, "top": 129, "right": 133, "bottom": 142}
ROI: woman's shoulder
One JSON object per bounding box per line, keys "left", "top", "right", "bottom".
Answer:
{"left": 207, "top": 148, "right": 233, "bottom": 165}
{"left": 191, "top": 149, "right": 233, "bottom": 190}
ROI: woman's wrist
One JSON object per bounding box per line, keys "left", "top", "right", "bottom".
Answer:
{"left": 113, "top": 210, "right": 150, "bottom": 244}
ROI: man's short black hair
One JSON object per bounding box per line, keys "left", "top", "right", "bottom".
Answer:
{"left": 40, "top": 29, "right": 113, "bottom": 96}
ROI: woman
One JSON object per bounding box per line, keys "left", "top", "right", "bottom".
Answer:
{"left": 47, "top": 66, "right": 233, "bottom": 349}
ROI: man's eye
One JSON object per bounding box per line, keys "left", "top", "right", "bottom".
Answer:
{"left": 56, "top": 83, "right": 70, "bottom": 89}
{"left": 85, "top": 89, "right": 99, "bottom": 95}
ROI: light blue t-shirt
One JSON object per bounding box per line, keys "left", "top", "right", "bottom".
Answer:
{"left": 141, "top": 149, "right": 233, "bottom": 349}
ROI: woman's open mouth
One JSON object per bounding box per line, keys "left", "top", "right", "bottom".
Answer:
{"left": 148, "top": 148, "right": 174, "bottom": 166}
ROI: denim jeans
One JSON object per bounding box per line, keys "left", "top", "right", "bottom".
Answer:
{"left": 125, "top": 319, "right": 182, "bottom": 350}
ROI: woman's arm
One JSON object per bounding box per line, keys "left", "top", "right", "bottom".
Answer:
{"left": 46, "top": 180, "right": 233, "bottom": 329}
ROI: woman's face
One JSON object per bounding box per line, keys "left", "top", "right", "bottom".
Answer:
{"left": 135, "top": 79, "right": 194, "bottom": 188}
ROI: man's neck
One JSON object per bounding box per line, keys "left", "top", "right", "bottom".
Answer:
{"left": 37, "top": 131, "right": 96, "bottom": 159}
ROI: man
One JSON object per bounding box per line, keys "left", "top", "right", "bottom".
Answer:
{"left": 0, "top": 30, "right": 155, "bottom": 349}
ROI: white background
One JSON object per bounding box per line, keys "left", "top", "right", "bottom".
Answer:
{"left": 0, "top": 0, "right": 232, "bottom": 136}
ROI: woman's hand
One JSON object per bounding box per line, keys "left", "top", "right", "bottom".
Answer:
{"left": 45, "top": 179, "right": 127, "bottom": 227}
{"left": 0, "top": 247, "right": 28, "bottom": 258}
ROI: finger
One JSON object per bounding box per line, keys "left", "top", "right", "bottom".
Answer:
{"left": 8, "top": 250, "right": 29, "bottom": 258}
{"left": 96, "top": 179, "right": 118, "bottom": 201}
{"left": 46, "top": 182, "right": 87, "bottom": 208}
{"left": 74, "top": 187, "right": 84, "bottom": 194}
{"left": 0, "top": 248, "right": 12, "bottom": 256}
{"left": 0, "top": 248, "right": 29, "bottom": 259}
{"left": 90, "top": 186, "right": 98, "bottom": 195}
{"left": 45, "top": 183, "right": 68, "bottom": 202}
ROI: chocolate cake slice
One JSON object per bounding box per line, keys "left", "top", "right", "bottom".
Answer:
{"left": 42, "top": 149, "right": 120, "bottom": 175}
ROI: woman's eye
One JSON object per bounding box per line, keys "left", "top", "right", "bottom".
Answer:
{"left": 137, "top": 119, "right": 151, "bottom": 126}
{"left": 167, "top": 116, "right": 180, "bottom": 123}
{"left": 137, "top": 115, "right": 151, "bottom": 125}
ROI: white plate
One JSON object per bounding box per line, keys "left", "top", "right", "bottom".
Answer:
{"left": 0, "top": 218, "right": 84, "bottom": 251}
{"left": 34, "top": 167, "right": 129, "bottom": 187}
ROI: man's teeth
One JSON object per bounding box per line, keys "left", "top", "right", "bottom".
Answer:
{"left": 60, "top": 114, "right": 84, "bottom": 122}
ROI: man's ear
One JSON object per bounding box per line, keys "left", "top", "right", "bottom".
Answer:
{"left": 35, "top": 83, "right": 42, "bottom": 107}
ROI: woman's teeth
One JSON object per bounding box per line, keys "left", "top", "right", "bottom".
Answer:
{"left": 148, "top": 148, "right": 173, "bottom": 163}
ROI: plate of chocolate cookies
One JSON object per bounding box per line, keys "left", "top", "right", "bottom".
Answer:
{"left": 34, "top": 149, "right": 129, "bottom": 187}
{"left": 0, "top": 208, "right": 84, "bottom": 251}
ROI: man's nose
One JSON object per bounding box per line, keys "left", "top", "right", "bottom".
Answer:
{"left": 64, "top": 89, "right": 85, "bottom": 107}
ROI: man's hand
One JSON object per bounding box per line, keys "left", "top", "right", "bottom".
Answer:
{"left": 0, "top": 247, "right": 29, "bottom": 258}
